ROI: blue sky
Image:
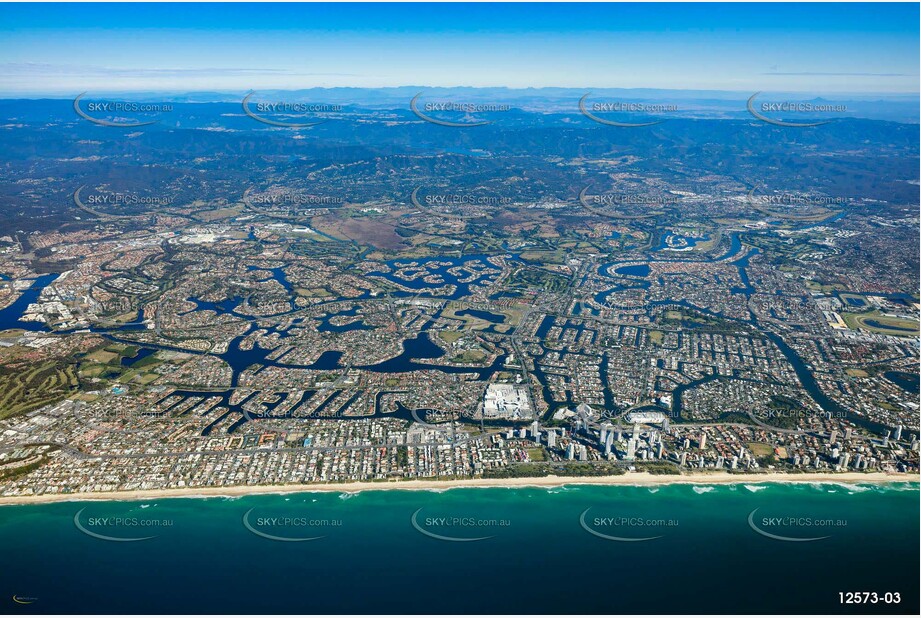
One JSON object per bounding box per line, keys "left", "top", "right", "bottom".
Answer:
{"left": 0, "top": 2, "right": 917, "bottom": 94}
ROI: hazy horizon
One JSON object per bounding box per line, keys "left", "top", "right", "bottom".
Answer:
{"left": 1, "top": 3, "right": 918, "bottom": 95}
{"left": 4, "top": 86, "right": 920, "bottom": 99}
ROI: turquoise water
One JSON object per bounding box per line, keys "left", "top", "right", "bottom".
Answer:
{"left": 1, "top": 482, "right": 918, "bottom": 614}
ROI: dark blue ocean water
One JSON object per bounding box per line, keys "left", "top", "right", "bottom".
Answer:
{"left": 0, "top": 482, "right": 918, "bottom": 614}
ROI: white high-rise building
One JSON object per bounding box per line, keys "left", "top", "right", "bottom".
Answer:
{"left": 599, "top": 422, "right": 613, "bottom": 445}
{"left": 839, "top": 452, "right": 850, "bottom": 469}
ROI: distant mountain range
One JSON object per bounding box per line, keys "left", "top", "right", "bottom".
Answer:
{"left": 7, "top": 87, "right": 919, "bottom": 123}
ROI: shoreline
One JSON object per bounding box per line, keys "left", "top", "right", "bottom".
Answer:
{"left": 0, "top": 471, "right": 916, "bottom": 506}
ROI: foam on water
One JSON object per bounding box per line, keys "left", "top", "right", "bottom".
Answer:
{"left": 2, "top": 481, "right": 917, "bottom": 614}
{"left": 833, "top": 483, "right": 873, "bottom": 494}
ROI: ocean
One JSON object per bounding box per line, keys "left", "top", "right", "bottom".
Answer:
{"left": 1, "top": 482, "right": 918, "bottom": 615}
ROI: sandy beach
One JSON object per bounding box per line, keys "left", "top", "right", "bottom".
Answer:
{"left": 0, "top": 471, "right": 915, "bottom": 506}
